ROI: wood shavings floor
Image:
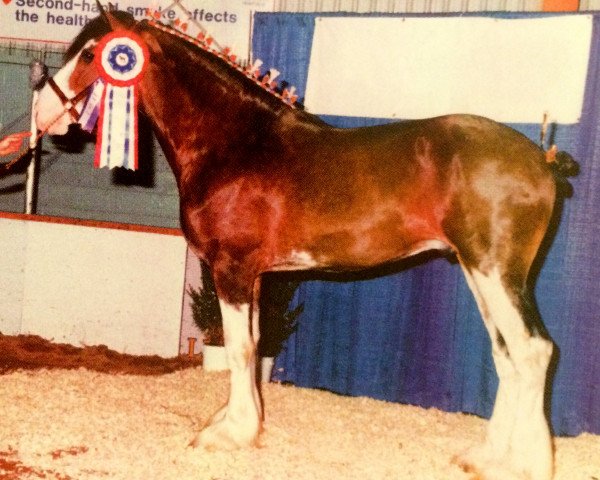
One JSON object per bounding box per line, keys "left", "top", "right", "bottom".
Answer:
{"left": 0, "top": 338, "right": 598, "bottom": 479}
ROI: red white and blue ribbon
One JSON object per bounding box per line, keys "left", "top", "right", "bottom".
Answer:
{"left": 92, "top": 31, "right": 148, "bottom": 170}
{"left": 79, "top": 78, "right": 105, "bottom": 133}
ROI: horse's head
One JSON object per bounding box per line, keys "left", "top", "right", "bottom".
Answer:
{"left": 34, "top": 10, "right": 137, "bottom": 135}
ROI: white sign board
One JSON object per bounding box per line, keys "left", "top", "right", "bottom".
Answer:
{"left": 0, "top": 216, "right": 188, "bottom": 357}
{"left": 305, "top": 15, "right": 593, "bottom": 124}
{"left": 0, "top": 0, "right": 273, "bottom": 57}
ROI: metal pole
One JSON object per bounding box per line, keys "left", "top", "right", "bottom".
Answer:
{"left": 25, "top": 60, "right": 47, "bottom": 215}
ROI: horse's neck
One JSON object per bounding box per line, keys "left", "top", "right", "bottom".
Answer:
{"left": 138, "top": 43, "right": 292, "bottom": 182}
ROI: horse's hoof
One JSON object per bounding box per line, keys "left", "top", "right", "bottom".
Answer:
{"left": 452, "top": 445, "right": 551, "bottom": 480}
{"left": 190, "top": 415, "right": 260, "bottom": 451}
{"left": 453, "top": 453, "right": 524, "bottom": 480}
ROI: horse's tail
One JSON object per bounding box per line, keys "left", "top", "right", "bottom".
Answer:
{"left": 550, "top": 150, "right": 579, "bottom": 178}
{"left": 545, "top": 148, "right": 579, "bottom": 196}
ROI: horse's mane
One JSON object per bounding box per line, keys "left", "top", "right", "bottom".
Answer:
{"left": 139, "top": 19, "right": 298, "bottom": 115}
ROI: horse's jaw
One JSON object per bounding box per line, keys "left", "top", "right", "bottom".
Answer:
{"left": 34, "top": 55, "right": 82, "bottom": 135}
{"left": 34, "top": 95, "right": 71, "bottom": 136}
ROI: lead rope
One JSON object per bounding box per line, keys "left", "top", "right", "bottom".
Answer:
{"left": 1, "top": 75, "right": 97, "bottom": 175}
{"left": 0, "top": 105, "right": 72, "bottom": 174}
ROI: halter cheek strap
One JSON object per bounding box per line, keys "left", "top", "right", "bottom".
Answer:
{"left": 46, "top": 77, "right": 92, "bottom": 122}
{"left": 1, "top": 70, "right": 97, "bottom": 175}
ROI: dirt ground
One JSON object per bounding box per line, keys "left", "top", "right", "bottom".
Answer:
{"left": 0, "top": 333, "right": 203, "bottom": 376}
{"left": 0, "top": 334, "right": 598, "bottom": 480}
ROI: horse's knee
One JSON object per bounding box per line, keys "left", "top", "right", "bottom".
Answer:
{"left": 515, "top": 335, "right": 553, "bottom": 385}
{"left": 226, "top": 339, "right": 256, "bottom": 371}
{"left": 219, "top": 301, "right": 255, "bottom": 370}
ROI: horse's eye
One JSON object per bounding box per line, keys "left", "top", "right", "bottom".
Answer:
{"left": 80, "top": 49, "right": 95, "bottom": 63}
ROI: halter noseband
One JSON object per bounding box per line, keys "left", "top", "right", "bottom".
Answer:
{"left": 46, "top": 77, "right": 93, "bottom": 122}
{"left": 0, "top": 76, "right": 94, "bottom": 175}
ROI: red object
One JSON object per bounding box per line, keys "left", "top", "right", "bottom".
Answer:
{"left": 187, "top": 337, "right": 197, "bottom": 358}
{"left": 94, "top": 30, "right": 149, "bottom": 88}
{"left": 542, "top": 0, "right": 579, "bottom": 11}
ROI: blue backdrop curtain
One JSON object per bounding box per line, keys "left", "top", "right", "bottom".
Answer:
{"left": 252, "top": 12, "right": 600, "bottom": 436}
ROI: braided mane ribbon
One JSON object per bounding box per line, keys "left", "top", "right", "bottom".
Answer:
{"left": 93, "top": 30, "right": 149, "bottom": 170}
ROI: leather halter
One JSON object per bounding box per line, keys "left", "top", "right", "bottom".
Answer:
{"left": 46, "top": 77, "right": 93, "bottom": 122}
{"left": 1, "top": 72, "right": 97, "bottom": 175}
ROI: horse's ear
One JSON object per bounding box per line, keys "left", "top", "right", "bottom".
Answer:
{"left": 96, "top": 0, "right": 128, "bottom": 30}
{"left": 95, "top": 0, "right": 110, "bottom": 23}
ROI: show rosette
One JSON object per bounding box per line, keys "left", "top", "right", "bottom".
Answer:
{"left": 91, "top": 30, "right": 149, "bottom": 170}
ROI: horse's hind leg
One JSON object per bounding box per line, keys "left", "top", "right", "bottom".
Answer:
{"left": 455, "top": 264, "right": 553, "bottom": 480}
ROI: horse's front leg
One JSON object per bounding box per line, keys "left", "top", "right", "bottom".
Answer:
{"left": 192, "top": 294, "right": 262, "bottom": 450}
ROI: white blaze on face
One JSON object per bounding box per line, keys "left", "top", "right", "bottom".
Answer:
{"left": 34, "top": 40, "right": 96, "bottom": 135}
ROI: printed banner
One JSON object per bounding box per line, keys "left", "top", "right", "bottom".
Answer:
{"left": 305, "top": 15, "right": 593, "bottom": 124}
{"left": 0, "top": 0, "right": 273, "bottom": 58}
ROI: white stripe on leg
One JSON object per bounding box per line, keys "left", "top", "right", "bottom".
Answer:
{"left": 460, "top": 266, "right": 518, "bottom": 458}
{"left": 457, "top": 267, "right": 553, "bottom": 480}
{"left": 193, "top": 300, "right": 261, "bottom": 450}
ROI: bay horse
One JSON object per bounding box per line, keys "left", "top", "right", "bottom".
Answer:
{"left": 33, "top": 10, "right": 578, "bottom": 480}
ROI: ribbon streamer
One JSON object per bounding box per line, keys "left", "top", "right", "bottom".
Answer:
{"left": 79, "top": 79, "right": 105, "bottom": 133}
{"left": 93, "top": 30, "right": 148, "bottom": 170}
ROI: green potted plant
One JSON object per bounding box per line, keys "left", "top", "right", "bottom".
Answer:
{"left": 189, "top": 264, "right": 302, "bottom": 376}
{"left": 257, "top": 273, "right": 302, "bottom": 382}
{"left": 188, "top": 261, "right": 226, "bottom": 371}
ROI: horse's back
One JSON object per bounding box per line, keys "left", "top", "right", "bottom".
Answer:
{"left": 288, "top": 113, "right": 552, "bottom": 196}
{"left": 270, "top": 113, "right": 556, "bottom": 271}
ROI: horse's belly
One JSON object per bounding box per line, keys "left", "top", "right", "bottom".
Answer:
{"left": 275, "top": 213, "right": 450, "bottom": 271}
